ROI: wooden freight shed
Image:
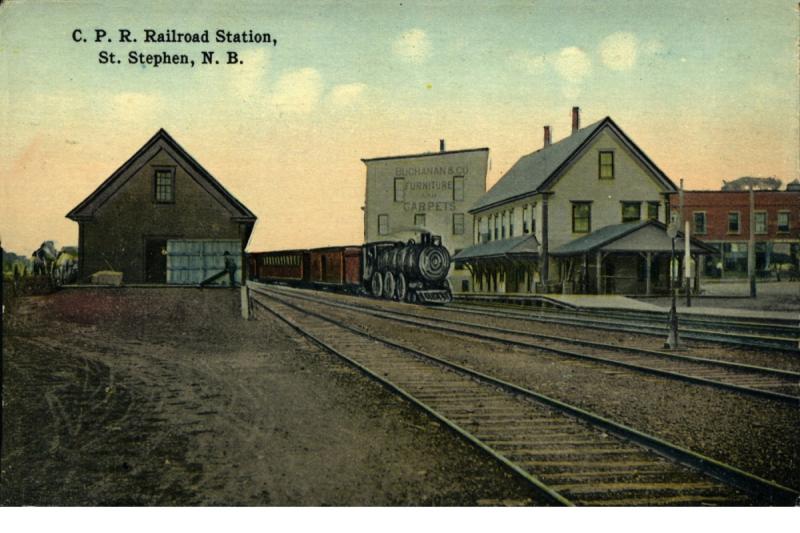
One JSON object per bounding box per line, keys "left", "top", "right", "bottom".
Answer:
{"left": 66, "top": 129, "right": 257, "bottom": 284}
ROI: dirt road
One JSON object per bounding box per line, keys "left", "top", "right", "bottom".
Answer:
{"left": 1, "top": 288, "right": 539, "bottom": 505}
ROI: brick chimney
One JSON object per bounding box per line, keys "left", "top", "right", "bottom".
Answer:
{"left": 439, "top": 139, "right": 446, "bottom": 152}
{"left": 572, "top": 106, "right": 580, "bottom": 133}
{"left": 543, "top": 126, "right": 551, "bottom": 147}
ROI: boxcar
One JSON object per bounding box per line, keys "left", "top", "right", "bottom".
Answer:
{"left": 309, "top": 246, "right": 362, "bottom": 291}
{"left": 249, "top": 249, "right": 310, "bottom": 284}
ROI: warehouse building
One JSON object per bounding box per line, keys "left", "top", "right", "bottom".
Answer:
{"left": 454, "top": 108, "right": 715, "bottom": 295}
{"left": 670, "top": 188, "right": 800, "bottom": 279}
{"left": 66, "top": 129, "right": 257, "bottom": 285}
{"left": 362, "top": 142, "right": 489, "bottom": 293}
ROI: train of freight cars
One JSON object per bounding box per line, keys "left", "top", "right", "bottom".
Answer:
{"left": 248, "top": 232, "right": 453, "bottom": 303}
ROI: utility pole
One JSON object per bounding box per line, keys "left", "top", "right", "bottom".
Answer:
{"left": 684, "top": 220, "right": 692, "bottom": 307}
{"left": 748, "top": 187, "right": 757, "bottom": 298}
{"left": 665, "top": 222, "right": 680, "bottom": 349}
{"left": 679, "top": 179, "right": 685, "bottom": 299}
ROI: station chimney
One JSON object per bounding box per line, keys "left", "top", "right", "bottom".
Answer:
{"left": 543, "top": 126, "right": 552, "bottom": 147}
{"left": 572, "top": 106, "right": 580, "bottom": 133}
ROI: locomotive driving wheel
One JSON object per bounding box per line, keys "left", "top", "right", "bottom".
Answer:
{"left": 395, "top": 272, "right": 407, "bottom": 302}
{"left": 370, "top": 272, "right": 383, "bottom": 297}
{"left": 383, "top": 271, "right": 396, "bottom": 300}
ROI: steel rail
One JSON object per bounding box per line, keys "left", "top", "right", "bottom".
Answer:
{"left": 256, "top": 285, "right": 800, "bottom": 404}
{"left": 248, "top": 293, "right": 572, "bottom": 506}
{"left": 449, "top": 302, "right": 799, "bottom": 352}
{"left": 250, "top": 287, "right": 799, "bottom": 505}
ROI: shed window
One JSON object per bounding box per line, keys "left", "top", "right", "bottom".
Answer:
{"left": 414, "top": 213, "right": 426, "bottom": 227}
{"left": 394, "top": 178, "right": 405, "bottom": 202}
{"left": 647, "top": 202, "right": 659, "bottom": 221}
{"left": 453, "top": 213, "right": 465, "bottom": 235}
{"left": 572, "top": 202, "right": 591, "bottom": 233}
{"left": 621, "top": 202, "right": 641, "bottom": 223}
{"left": 453, "top": 176, "right": 465, "bottom": 202}
{"left": 378, "top": 214, "right": 389, "bottom": 235}
{"left": 599, "top": 152, "right": 614, "bottom": 179}
{"left": 522, "top": 206, "right": 529, "bottom": 234}
{"left": 155, "top": 169, "right": 175, "bottom": 203}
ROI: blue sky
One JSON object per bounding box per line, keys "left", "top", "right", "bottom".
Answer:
{"left": 1, "top": 0, "right": 797, "bottom": 252}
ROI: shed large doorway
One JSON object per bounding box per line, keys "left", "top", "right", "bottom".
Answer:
{"left": 145, "top": 238, "right": 168, "bottom": 283}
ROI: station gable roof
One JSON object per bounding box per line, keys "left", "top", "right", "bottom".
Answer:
{"left": 66, "top": 129, "right": 257, "bottom": 223}
{"left": 470, "top": 117, "right": 676, "bottom": 213}
{"left": 453, "top": 234, "right": 540, "bottom": 261}
{"left": 551, "top": 220, "right": 717, "bottom": 256}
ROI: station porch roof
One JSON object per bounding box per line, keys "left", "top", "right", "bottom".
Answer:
{"left": 453, "top": 234, "right": 540, "bottom": 261}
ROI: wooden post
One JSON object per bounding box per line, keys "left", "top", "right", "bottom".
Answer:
{"left": 645, "top": 251, "right": 652, "bottom": 296}
{"left": 241, "top": 282, "right": 251, "bottom": 320}
{"left": 595, "top": 251, "right": 603, "bottom": 294}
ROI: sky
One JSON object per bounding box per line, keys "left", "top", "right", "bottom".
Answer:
{"left": 1, "top": 0, "right": 798, "bottom": 254}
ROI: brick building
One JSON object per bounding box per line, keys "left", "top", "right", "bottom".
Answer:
{"left": 67, "top": 129, "right": 257, "bottom": 284}
{"left": 669, "top": 190, "right": 800, "bottom": 278}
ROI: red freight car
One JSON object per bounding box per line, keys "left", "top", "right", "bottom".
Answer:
{"left": 309, "top": 246, "right": 362, "bottom": 290}
{"left": 248, "top": 249, "right": 310, "bottom": 284}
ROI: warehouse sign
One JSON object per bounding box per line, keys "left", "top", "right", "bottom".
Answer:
{"left": 395, "top": 165, "right": 469, "bottom": 177}
{"left": 402, "top": 201, "right": 456, "bottom": 212}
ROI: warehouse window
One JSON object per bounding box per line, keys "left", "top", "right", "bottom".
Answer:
{"left": 647, "top": 202, "right": 659, "bottom": 221}
{"left": 572, "top": 202, "right": 591, "bottom": 233}
{"left": 394, "top": 178, "right": 405, "bottom": 202}
{"left": 621, "top": 202, "right": 641, "bottom": 223}
{"left": 599, "top": 151, "right": 614, "bottom": 179}
{"left": 378, "top": 214, "right": 389, "bottom": 235}
{"left": 693, "top": 212, "right": 707, "bottom": 234}
{"left": 454, "top": 249, "right": 463, "bottom": 270}
{"left": 414, "top": 213, "right": 426, "bottom": 227}
{"left": 453, "top": 176, "right": 465, "bottom": 202}
{"left": 754, "top": 211, "right": 767, "bottom": 234}
{"left": 728, "top": 212, "right": 740, "bottom": 234}
{"left": 453, "top": 213, "right": 465, "bottom": 235}
{"left": 154, "top": 168, "right": 175, "bottom": 203}
{"left": 777, "top": 211, "right": 790, "bottom": 233}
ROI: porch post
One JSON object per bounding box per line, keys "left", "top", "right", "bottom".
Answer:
{"left": 645, "top": 251, "right": 652, "bottom": 296}
{"left": 595, "top": 251, "right": 603, "bottom": 294}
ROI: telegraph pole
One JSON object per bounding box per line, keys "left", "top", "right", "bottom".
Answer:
{"left": 748, "top": 187, "right": 757, "bottom": 298}
{"left": 665, "top": 222, "right": 680, "bottom": 349}
{"left": 684, "top": 220, "right": 692, "bottom": 307}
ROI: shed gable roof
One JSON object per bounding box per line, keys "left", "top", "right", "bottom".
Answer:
{"left": 470, "top": 117, "right": 677, "bottom": 213}
{"left": 66, "top": 129, "right": 257, "bottom": 222}
{"left": 551, "top": 220, "right": 716, "bottom": 255}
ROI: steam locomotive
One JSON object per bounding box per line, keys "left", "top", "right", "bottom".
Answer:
{"left": 248, "top": 232, "right": 453, "bottom": 303}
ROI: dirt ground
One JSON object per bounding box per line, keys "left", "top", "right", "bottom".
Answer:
{"left": 0, "top": 287, "right": 541, "bottom": 506}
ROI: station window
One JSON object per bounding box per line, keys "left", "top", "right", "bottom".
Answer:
{"left": 728, "top": 212, "right": 740, "bottom": 234}
{"left": 378, "top": 214, "right": 389, "bottom": 235}
{"left": 621, "top": 202, "right": 641, "bottom": 223}
{"left": 693, "top": 212, "right": 707, "bottom": 234}
{"left": 509, "top": 208, "right": 514, "bottom": 237}
{"left": 754, "top": 212, "right": 767, "bottom": 234}
{"left": 154, "top": 168, "right": 175, "bottom": 203}
{"left": 414, "top": 213, "right": 426, "bottom": 227}
{"left": 647, "top": 202, "right": 659, "bottom": 221}
{"left": 453, "top": 176, "right": 465, "bottom": 202}
{"left": 501, "top": 211, "right": 507, "bottom": 239}
{"left": 522, "top": 206, "right": 529, "bottom": 234}
{"left": 530, "top": 204, "right": 536, "bottom": 235}
{"left": 777, "top": 211, "right": 790, "bottom": 233}
{"left": 453, "top": 213, "right": 465, "bottom": 235}
{"left": 394, "top": 178, "right": 405, "bottom": 202}
{"left": 572, "top": 202, "right": 591, "bottom": 233}
{"left": 599, "top": 151, "right": 614, "bottom": 179}
{"left": 494, "top": 214, "right": 499, "bottom": 240}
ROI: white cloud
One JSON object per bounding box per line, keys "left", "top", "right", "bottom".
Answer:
{"left": 231, "top": 49, "right": 270, "bottom": 99}
{"left": 599, "top": 32, "right": 639, "bottom": 71}
{"left": 642, "top": 38, "right": 666, "bottom": 57}
{"left": 328, "top": 83, "right": 367, "bottom": 108}
{"left": 392, "top": 28, "right": 431, "bottom": 64}
{"left": 552, "top": 46, "right": 592, "bottom": 82}
{"left": 270, "top": 68, "right": 323, "bottom": 114}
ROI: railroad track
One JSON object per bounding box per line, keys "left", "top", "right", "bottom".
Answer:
{"left": 257, "top": 284, "right": 800, "bottom": 404}
{"left": 452, "top": 300, "right": 800, "bottom": 352}
{"left": 248, "top": 286, "right": 797, "bottom": 506}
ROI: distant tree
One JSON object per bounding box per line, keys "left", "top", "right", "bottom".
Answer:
{"left": 721, "top": 176, "right": 782, "bottom": 191}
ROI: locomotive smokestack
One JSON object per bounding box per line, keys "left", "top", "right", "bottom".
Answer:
{"left": 543, "top": 125, "right": 551, "bottom": 147}
{"left": 572, "top": 106, "right": 580, "bottom": 133}
{"left": 439, "top": 139, "right": 446, "bottom": 152}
